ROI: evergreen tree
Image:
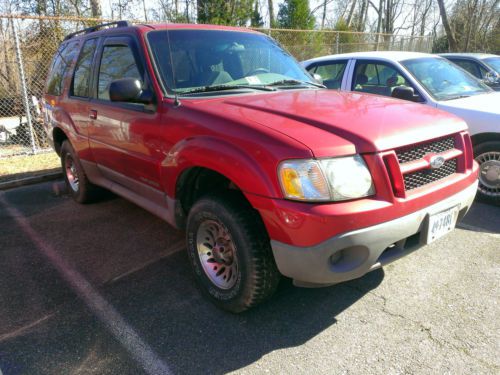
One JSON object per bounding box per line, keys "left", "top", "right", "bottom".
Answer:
{"left": 197, "top": 0, "right": 253, "bottom": 26}
{"left": 277, "top": 0, "right": 315, "bottom": 29}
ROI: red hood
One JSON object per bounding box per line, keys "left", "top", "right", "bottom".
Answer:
{"left": 213, "top": 90, "right": 467, "bottom": 157}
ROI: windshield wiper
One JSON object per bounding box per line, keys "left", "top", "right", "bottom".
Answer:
{"left": 266, "top": 79, "right": 326, "bottom": 89}
{"left": 180, "top": 84, "right": 276, "bottom": 95}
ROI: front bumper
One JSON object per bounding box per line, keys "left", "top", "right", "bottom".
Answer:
{"left": 271, "top": 180, "right": 478, "bottom": 286}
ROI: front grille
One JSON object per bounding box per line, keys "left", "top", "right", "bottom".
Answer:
{"left": 403, "top": 158, "right": 457, "bottom": 190}
{"left": 396, "top": 137, "right": 455, "bottom": 164}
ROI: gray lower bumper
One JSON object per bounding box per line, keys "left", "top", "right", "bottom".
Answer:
{"left": 271, "top": 181, "right": 478, "bottom": 286}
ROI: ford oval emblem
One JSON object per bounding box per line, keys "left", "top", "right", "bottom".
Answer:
{"left": 430, "top": 155, "right": 445, "bottom": 169}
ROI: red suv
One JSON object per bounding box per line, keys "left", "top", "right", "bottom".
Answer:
{"left": 42, "top": 22, "right": 478, "bottom": 312}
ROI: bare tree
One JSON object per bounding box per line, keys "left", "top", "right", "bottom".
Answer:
{"left": 371, "top": 0, "right": 384, "bottom": 49}
{"left": 437, "top": 0, "right": 458, "bottom": 51}
{"left": 356, "top": 0, "right": 368, "bottom": 31}
{"left": 346, "top": 0, "right": 357, "bottom": 27}
{"left": 321, "top": 0, "right": 327, "bottom": 28}
{"left": 268, "top": 0, "right": 275, "bottom": 27}
{"left": 90, "top": 0, "right": 102, "bottom": 17}
{"left": 420, "top": 0, "right": 434, "bottom": 36}
{"left": 142, "top": 0, "right": 148, "bottom": 21}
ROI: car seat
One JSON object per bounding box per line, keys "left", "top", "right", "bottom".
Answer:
{"left": 355, "top": 73, "right": 368, "bottom": 86}
{"left": 195, "top": 50, "right": 233, "bottom": 86}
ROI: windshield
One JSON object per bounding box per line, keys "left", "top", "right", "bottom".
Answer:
{"left": 146, "top": 29, "right": 315, "bottom": 95}
{"left": 402, "top": 57, "right": 491, "bottom": 100}
{"left": 483, "top": 57, "right": 500, "bottom": 73}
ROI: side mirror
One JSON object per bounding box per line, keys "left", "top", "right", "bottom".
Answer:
{"left": 484, "top": 71, "right": 500, "bottom": 84}
{"left": 313, "top": 73, "right": 323, "bottom": 85}
{"left": 391, "top": 85, "right": 423, "bottom": 103}
{"left": 109, "top": 78, "right": 152, "bottom": 104}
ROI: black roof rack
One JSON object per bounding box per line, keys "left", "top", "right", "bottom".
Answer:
{"left": 64, "top": 20, "right": 132, "bottom": 41}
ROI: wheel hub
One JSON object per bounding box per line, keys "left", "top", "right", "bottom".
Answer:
{"left": 480, "top": 161, "right": 500, "bottom": 187}
{"left": 211, "top": 240, "right": 233, "bottom": 265}
{"left": 476, "top": 151, "right": 500, "bottom": 196}
{"left": 65, "top": 156, "right": 79, "bottom": 192}
{"left": 196, "top": 220, "right": 238, "bottom": 289}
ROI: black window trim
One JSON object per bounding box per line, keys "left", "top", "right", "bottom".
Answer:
{"left": 352, "top": 59, "right": 425, "bottom": 102}
{"left": 90, "top": 33, "right": 157, "bottom": 113}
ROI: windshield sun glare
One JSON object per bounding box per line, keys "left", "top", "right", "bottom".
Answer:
{"left": 402, "top": 57, "right": 491, "bottom": 101}
{"left": 146, "top": 29, "right": 315, "bottom": 96}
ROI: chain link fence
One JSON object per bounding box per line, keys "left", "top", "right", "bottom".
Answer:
{"left": 0, "top": 14, "right": 432, "bottom": 158}
{"left": 259, "top": 28, "right": 432, "bottom": 61}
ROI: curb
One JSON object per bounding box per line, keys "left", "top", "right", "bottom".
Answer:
{"left": 0, "top": 171, "right": 63, "bottom": 191}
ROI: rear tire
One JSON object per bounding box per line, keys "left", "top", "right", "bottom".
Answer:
{"left": 60, "top": 140, "right": 101, "bottom": 203}
{"left": 474, "top": 141, "right": 500, "bottom": 205}
{"left": 186, "top": 192, "right": 280, "bottom": 313}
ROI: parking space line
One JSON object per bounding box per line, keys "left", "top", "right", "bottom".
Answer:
{"left": 0, "top": 194, "right": 173, "bottom": 375}
{"left": 107, "top": 241, "right": 185, "bottom": 285}
{"left": 0, "top": 312, "right": 56, "bottom": 343}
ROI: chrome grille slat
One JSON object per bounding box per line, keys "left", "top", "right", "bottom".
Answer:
{"left": 396, "top": 137, "right": 455, "bottom": 164}
{"left": 403, "top": 159, "right": 457, "bottom": 191}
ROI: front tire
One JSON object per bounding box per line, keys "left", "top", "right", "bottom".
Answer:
{"left": 186, "top": 192, "right": 280, "bottom": 313}
{"left": 474, "top": 141, "right": 500, "bottom": 205}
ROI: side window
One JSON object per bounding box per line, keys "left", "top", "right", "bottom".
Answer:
{"left": 352, "top": 61, "right": 412, "bottom": 97}
{"left": 308, "top": 61, "right": 347, "bottom": 89}
{"left": 98, "top": 45, "right": 142, "bottom": 100}
{"left": 451, "top": 59, "right": 480, "bottom": 78}
{"left": 477, "top": 64, "right": 488, "bottom": 78}
{"left": 71, "top": 39, "right": 98, "bottom": 98}
{"left": 46, "top": 41, "right": 79, "bottom": 96}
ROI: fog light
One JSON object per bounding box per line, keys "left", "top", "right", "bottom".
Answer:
{"left": 329, "top": 246, "right": 369, "bottom": 273}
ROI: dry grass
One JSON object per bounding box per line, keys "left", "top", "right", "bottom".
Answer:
{"left": 0, "top": 152, "right": 61, "bottom": 183}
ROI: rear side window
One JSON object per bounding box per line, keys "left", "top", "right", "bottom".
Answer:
{"left": 72, "top": 39, "right": 98, "bottom": 97}
{"left": 46, "top": 41, "right": 79, "bottom": 96}
{"left": 307, "top": 61, "right": 347, "bottom": 89}
{"left": 450, "top": 59, "right": 481, "bottom": 78}
{"left": 98, "top": 45, "right": 142, "bottom": 100}
{"left": 450, "top": 59, "right": 488, "bottom": 79}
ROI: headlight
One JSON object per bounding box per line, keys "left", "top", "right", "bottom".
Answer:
{"left": 278, "top": 155, "right": 375, "bottom": 202}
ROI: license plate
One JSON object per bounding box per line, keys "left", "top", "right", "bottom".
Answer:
{"left": 426, "top": 206, "right": 459, "bottom": 244}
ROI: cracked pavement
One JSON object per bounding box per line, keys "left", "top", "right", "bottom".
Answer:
{"left": 0, "top": 181, "right": 499, "bottom": 374}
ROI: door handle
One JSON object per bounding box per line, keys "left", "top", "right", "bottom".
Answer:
{"left": 89, "top": 110, "right": 97, "bottom": 120}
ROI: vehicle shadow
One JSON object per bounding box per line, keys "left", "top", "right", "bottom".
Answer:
{"left": 105, "top": 251, "right": 385, "bottom": 374}
{"left": 1, "top": 181, "right": 384, "bottom": 374}
{"left": 459, "top": 201, "right": 500, "bottom": 234}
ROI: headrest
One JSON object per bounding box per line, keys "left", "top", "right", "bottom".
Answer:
{"left": 355, "top": 74, "right": 368, "bottom": 85}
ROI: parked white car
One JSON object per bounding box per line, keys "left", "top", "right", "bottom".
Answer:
{"left": 0, "top": 116, "right": 24, "bottom": 142}
{"left": 302, "top": 51, "right": 500, "bottom": 203}
{"left": 440, "top": 53, "right": 500, "bottom": 91}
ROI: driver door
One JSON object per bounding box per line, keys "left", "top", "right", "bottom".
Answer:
{"left": 89, "top": 36, "right": 164, "bottom": 193}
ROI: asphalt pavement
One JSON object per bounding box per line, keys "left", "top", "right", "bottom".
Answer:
{"left": 0, "top": 181, "right": 498, "bottom": 375}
